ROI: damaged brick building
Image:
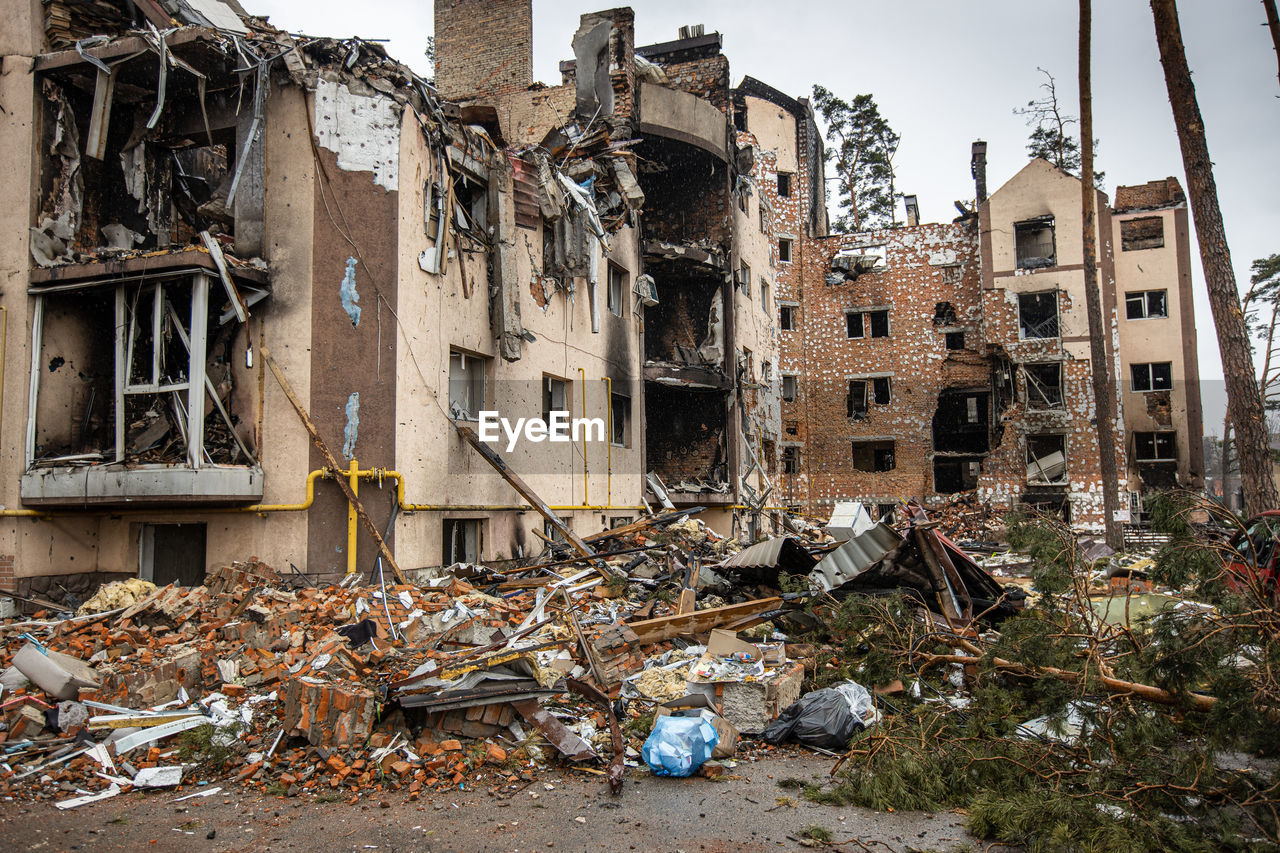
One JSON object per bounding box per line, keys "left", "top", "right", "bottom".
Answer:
{"left": 0, "top": 0, "right": 793, "bottom": 594}
{"left": 0, "top": 0, "right": 1205, "bottom": 596}
{"left": 776, "top": 149, "right": 1204, "bottom": 529}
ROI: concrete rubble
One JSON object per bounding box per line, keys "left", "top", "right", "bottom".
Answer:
{"left": 0, "top": 502, "right": 1023, "bottom": 805}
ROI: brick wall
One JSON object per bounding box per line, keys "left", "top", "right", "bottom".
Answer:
{"left": 0, "top": 554, "right": 13, "bottom": 592}
{"left": 434, "top": 0, "right": 532, "bottom": 101}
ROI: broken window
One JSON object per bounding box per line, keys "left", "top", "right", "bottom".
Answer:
{"left": 872, "top": 377, "right": 891, "bottom": 405}
{"left": 1131, "top": 362, "right": 1173, "bottom": 392}
{"left": 847, "top": 381, "right": 867, "bottom": 418}
{"left": 934, "top": 458, "right": 981, "bottom": 494}
{"left": 777, "top": 172, "right": 792, "bottom": 197}
{"left": 945, "top": 331, "right": 966, "bottom": 351}
{"left": 782, "top": 374, "right": 797, "bottom": 402}
{"left": 542, "top": 375, "right": 568, "bottom": 423}
{"left": 1121, "top": 216, "right": 1165, "bottom": 251}
{"left": 610, "top": 393, "right": 631, "bottom": 447}
{"left": 25, "top": 267, "right": 260, "bottom": 486}
{"left": 851, "top": 440, "right": 895, "bottom": 472}
{"left": 1015, "top": 216, "right": 1056, "bottom": 269}
{"left": 610, "top": 516, "right": 635, "bottom": 528}
{"left": 933, "top": 302, "right": 958, "bottom": 326}
{"left": 443, "top": 519, "right": 482, "bottom": 565}
{"left": 1027, "top": 435, "right": 1068, "bottom": 484}
{"left": 448, "top": 350, "right": 488, "bottom": 420}
{"left": 761, "top": 280, "right": 770, "bottom": 314}
{"left": 607, "top": 263, "right": 627, "bottom": 317}
{"left": 739, "top": 262, "right": 752, "bottom": 299}
{"left": 1018, "top": 291, "right": 1059, "bottom": 339}
{"left": 847, "top": 309, "right": 889, "bottom": 339}
{"left": 782, "top": 446, "right": 800, "bottom": 474}
{"left": 1126, "top": 290, "right": 1168, "bottom": 320}
{"left": 933, "top": 390, "right": 990, "bottom": 454}
{"left": 1025, "top": 363, "right": 1064, "bottom": 409}
{"left": 785, "top": 420, "right": 799, "bottom": 436}
{"left": 780, "top": 305, "right": 795, "bottom": 330}
{"left": 1135, "top": 431, "right": 1177, "bottom": 461}
{"left": 778, "top": 238, "right": 793, "bottom": 263}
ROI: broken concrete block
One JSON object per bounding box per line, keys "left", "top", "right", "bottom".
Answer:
{"left": 13, "top": 642, "right": 99, "bottom": 700}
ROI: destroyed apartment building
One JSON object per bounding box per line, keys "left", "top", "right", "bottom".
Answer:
{"left": 0, "top": 0, "right": 797, "bottom": 594}
{"left": 774, "top": 151, "right": 1204, "bottom": 529}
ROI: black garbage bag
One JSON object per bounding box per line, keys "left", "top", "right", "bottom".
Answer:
{"left": 761, "top": 684, "right": 870, "bottom": 750}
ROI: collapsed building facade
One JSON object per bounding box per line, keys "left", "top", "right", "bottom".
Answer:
{"left": 777, "top": 151, "right": 1204, "bottom": 528}
{"left": 0, "top": 0, "right": 790, "bottom": 594}
{"left": 0, "top": 0, "right": 1206, "bottom": 594}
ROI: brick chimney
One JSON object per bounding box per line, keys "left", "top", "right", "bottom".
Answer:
{"left": 971, "top": 140, "right": 988, "bottom": 205}
{"left": 433, "top": 0, "right": 533, "bottom": 101}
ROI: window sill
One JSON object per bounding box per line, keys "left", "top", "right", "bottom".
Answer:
{"left": 21, "top": 463, "right": 264, "bottom": 507}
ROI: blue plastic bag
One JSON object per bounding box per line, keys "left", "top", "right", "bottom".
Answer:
{"left": 642, "top": 713, "right": 719, "bottom": 777}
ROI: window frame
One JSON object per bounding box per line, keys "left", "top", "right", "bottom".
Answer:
{"left": 1134, "top": 430, "right": 1177, "bottom": 462}
{"left": 1130, "top": 361, "right": 1173, "bottom": 393}
{"left": 607, "top": 262, "right": 627, "bottom": 317}
{"left": 781, "top": 374, "right": 798, "bottom": 402}
{"left": 778, "top": 237, "right": 793, "bottom": 263}
{"left": 448, "top": 349, "right": 489, "bottom": 421}
{"left": 609, "top": 392, "right": 631, "bottom": 448}
{"left": 780, "top": 304, "right": 795, "bottom": 331}
{"left": 1125, "top": 290, "right": 1169, "bottom": 320}
{"left": 1018, "top": 291, "right": 1060, "bottom": 340}
{"left": 777, "top": 171, "right": 793, "bottom": 198}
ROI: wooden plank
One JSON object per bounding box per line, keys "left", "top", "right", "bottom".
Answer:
{"left": 454, "top": 425, "right": 621, "bottom": 578}
{"left": 625, "top": 597, "right": 782, "bottom": 645}
{"left": 261, "top": 348, "right": 407, "bottom": 584}
{"left": 676, "top": 555, "right": 699, "bottom": 616}
{"left": 581, "top": 506, "right": 706, "bottom": 544}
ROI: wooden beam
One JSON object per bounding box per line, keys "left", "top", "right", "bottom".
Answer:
{"left": 261, "top": 348, "right": 407, "bottom": 584}
{"left": 454, "top": 425, "right": 621, "bottom": 578}
{"left": 581, "top": 506, "right": 706, "bottom": 544}
{"left": 626, "top": 597, "right": 782, "bottom": 645}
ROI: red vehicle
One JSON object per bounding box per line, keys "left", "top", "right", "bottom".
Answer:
{"left": 1224, "top": 510, "right": 1280, "bottom": 597}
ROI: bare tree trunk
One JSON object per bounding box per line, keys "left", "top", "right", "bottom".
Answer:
{"left": 1264, "top": 0, "right": 1280, "bottom": 93}
{"left": 1152, "top": 0, "right": 1278, "bottom": 516}
{"left": 1222, "top": 412, "right": 1232, "bottom": 506}
{"left": 1079, "top": 0, "right": 1124, "bottom": 549}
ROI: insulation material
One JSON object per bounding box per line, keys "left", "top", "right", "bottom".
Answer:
{"left": 342, "top": 392, "right": 360, "bottom": 460}
{"left": 313, "top": 78, "right": 401, "bottom": 191}
{"left": 339, "top": 257, "right": 361, "bottom": 326}
{"left": 76, "top": 579, "right": 158, "bottom": 615}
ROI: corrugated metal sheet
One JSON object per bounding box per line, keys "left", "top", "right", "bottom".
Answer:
{"left": 810, "top": 523, "right": 903, "bottom": 592}
{"left": 718, "top": 537, "right": 816, "bottom": 573}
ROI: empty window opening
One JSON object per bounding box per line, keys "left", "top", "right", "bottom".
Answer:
{"left": 945, "top": 331, "right": 966, "bottom": 351}
{"left": 778, "top": 238, "right": 793, "bottom": 263}
{"left": 777, "top": 172, "right": 792, "bottom": 197}
{"left": 785, "top": 420, "right": 799, "bottom": 436}
{"left": 1126, "top": 290, "right": 1168, "bottom": 320}
{"left": 1018, "top": 291, "right": 1059, "bottom": 339}
{"left": 847, "top": 381, "right": 867, "bottom": 418}
{"left": 933, "top": 302, "right": 958, "bottom": 326}
{"left": 933, "top": 390, "right": 990, "bottom": 454}
{"left": 782, "top": 446, "right": 800, "bottom": 474}
{"left": 1015, "top": 217, "right": 1056, "bottom": 269}
{"left": 1121, "top": 216, "right": 1165, "bottom": 251}
{"left": 610, "top": 393, "right": 631, "bottom": 447}
{"left": 876, "top": 504, "right": 897, "bottom": 522}
{"left": 443, "top": 519, "right": 482, "bottom": 565}
{"left": 852, "top": 440, "right": 895, "bottom": 472}
{"left": 873, "top": 377, "right": 891, "bottom": 405}
{"left": 607, "top": 263, "right": 627, "bottom": 317}
{"left": 780, "top": 305, "right": 795, "bottom": 330}
{"left": 782, "top": 374, "right": 797, "bottom": 401}
{"left": 448, "top": 350, "right": 487, "bottom": 420}
{"left": 610, "top": 516, "right": 634, "bottom": 528}
{"left": 934, "top": 458, "right": 982, "bottom": 494}
{"left": 1135, "top": 431, "right": 1177, "bottom": 461}
{"left": 1027, "top": 435, "right": 1067, "bottom": 484}
{"left": 847, "top": 309, "right": 889, "bottom": 339}
{"left": 761, "top": 280, "right": 770, "bottom": 313}
{"left": 739, "top": 262, "right": 752, "bottom": 298}
{"left": 830, "top": 246, "right": 887, "bottom": 281}
{"left": 1025, "top": 362, "right": 1064, "bottom": 409}
{"left": 1131, "top": 362, "right": 1173, "bottom": 392}
{"left": 542, "top": 375, "right": 568, "bottom": 423}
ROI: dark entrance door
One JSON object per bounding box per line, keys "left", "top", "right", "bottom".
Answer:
{"left": 141, "top": 523, "right": 207, "bottom": 587}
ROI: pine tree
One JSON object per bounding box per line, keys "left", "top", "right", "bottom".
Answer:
{"left": 1014, "top": 68, "right": 1105, "bottom": 187}
{"left": 812, "top": 86, "right": 900, "bottom": 232}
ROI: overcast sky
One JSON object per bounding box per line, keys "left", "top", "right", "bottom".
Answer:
{"left": 250, "top": 0, "right": 1278, "bottom": 428}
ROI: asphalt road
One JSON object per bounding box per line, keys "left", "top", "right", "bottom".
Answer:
{"left": 1, "top": 750, "right": 981, "bottom": 852}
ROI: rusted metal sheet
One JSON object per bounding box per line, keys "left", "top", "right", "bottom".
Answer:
{"left": 511, "top": 698, "right": 596, "bottom": 761}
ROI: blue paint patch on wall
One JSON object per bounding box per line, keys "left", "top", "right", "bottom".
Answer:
{"left": 340, "top": 257, "right": 361, "bottom": 327}
{"left": 342, "top": 391, "right": 360, "bottom": 459}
